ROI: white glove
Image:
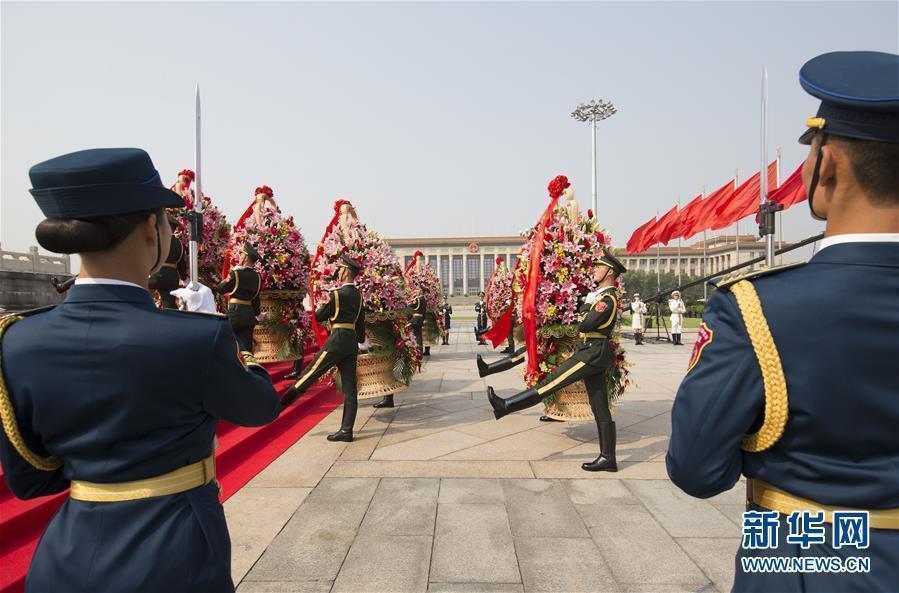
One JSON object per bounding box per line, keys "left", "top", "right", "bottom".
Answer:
{"left": 358, "top": 340, "right": 371, "bottom": 352}
{"left": 584, "top": 291, "right": 601, "bottom": 305}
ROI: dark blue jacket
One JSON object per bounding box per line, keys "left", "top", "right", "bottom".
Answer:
{"left": 0, "top": 283, "right": 281, "bottom": 592}
{"left": 667, "top": 242, "right": 899, "bottom": 592}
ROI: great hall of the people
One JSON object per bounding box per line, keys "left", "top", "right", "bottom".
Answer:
{"left": 387, "top": 235, "right": 782, "bottom": 297}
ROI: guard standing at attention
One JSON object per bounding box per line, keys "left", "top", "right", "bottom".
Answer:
{"left": 667, "top": 51, "right": 899, "bottom": 592}
{"left": 668, "top": 290, "right": 686, "bottom": 345}
{"left": 410, "top": 289, "right": 427, "bottom": 356}
{"left": 486, "top": 250, "right": 627, "bottom": 472}
{"left": 281, "top": 253, "right": 368, "bottom": 439}
{"left": 474, "top": 291, "right": 488, "bottom": 344}
{"left": 147, "top": 216, "right": 187, "bottom": 308}
{"left": 215, "top": 243, "right": 262, "bottom": 352}
{"left": 0, "top": 148, "right": 282, "bottom": 593}
{"left": 631, "top": 293, "right": 647, "bottom": 345}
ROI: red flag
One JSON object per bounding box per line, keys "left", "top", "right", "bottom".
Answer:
{"left": 770, "top": 164, "right": 806, "bottom": 209}
{"left": 625, "top": 217, "right": 657, "bottom": 254}
{"left": 642, "top": 205, "right": 679, "bottom": 250}
{"left": 679, "top": 194, "right": 706, "bottom": 240}
{"left": 658, "top": 204, "right": 686, "bottom": 246}
{"left": 690, "top": 179, "right": 735, "bottom": 235}
{"left": 711, "top": 162, "right": 778, "bottom": 230}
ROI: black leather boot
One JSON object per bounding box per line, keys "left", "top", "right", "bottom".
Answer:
{"left": 581, "top": 421, "right": 618, "bottom": 472}
{"left": 539, "top": 415, "right": 562, "bottom": 422}
{"left": 373, "top": 395, "right": 394, "bottom": 409}
{"left": 284, "top": 359, "right": 304, "bottom": 381}
{"left": 327, "top": 429, "right": 353, "bottom": 442}
{"left": 477, "top": 354, "right": 520, "bottom": 378}
{"left": 424, "top": 346, "right": 431, "bottom": 356}
{"left": 487, "top": 386, "right": 543, "bottom": 420}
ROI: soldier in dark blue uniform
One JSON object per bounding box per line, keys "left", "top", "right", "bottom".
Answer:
{"left": 281, "top": 254, "right": 368, "bottom": 438}
{"left": 410, "top": 290, "right": 427, "bottom": 356}
{"left": 147, "top": 216, "right": 188, "bottom": 309}
{"left": 474, "top": 292, "right": 488, "bottom": 344}
{"left": 667, "top": 51, "right": 899, "bottom": 592}
{"left": 215, "top": 243, "right": 262, "bottom": 352}
{"left": 0, "top": 148, "right": 282, "bottom": 593}
{"left": 486, "top": 251, "right": 627, "bottom": 472}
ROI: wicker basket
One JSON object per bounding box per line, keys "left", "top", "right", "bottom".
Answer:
{"left": 540, "top": 332, "right": 595, "bottom": 422}
{"left": 253, "top": 289, "right": 306, "bottom": 363}
{"left": 357, "top": 350, "right": 409, "bottom": 400}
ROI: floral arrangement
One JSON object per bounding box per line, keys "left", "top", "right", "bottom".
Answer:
{"left": 312, "top": 217, "right": 409, "bottom": 312}
{"left": 228, "top": 208, "right": 311, "bottom": 293}
{"left": 405, "top": 259, "right": 446, "bottom": 339}
{"left": 227, "top": 205, "right": 312, "bottom": 357}
{"left": 515, "top": 208, "right": 632, "bottom": 403}
{"left": 486, "top": 261, "right": 513, "bottom": 320}
{"left": 259, "top": 299, "right": 314, "bottom": 360}
{"left": 311, "top": 209, "right": 419, "bottom": 383}
{"left": 171, "top": 194, "right": 231, "bottom": 288}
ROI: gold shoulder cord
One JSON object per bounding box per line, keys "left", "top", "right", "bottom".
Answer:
{"left": 0, "top": 315, "right": 63, "bottom": 471}
{"left": 729, "top": 281, "right": 789, "bottom": 452}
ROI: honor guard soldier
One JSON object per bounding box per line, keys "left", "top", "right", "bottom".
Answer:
{"left": 410, "top": 289, "right": 428, "bottom": 356}
{"left": 667, "top": 51, "right": 899, "bottom": 592}
{"left": 439, "top": 295, "right": 452, "bottom": 345}
{"left": 281, "top": 254, "right": 368, "bottom": 438}
{"left": 667, "top": 290, "right": 686, "bottom": 345}
{"left": 215, "top": 243, "right": 262, "bottom": 353}
{"left": 0, "top": 148, "right": 282, "bottom": 593}
{"left": 474, "top": 291, "right": 488, "bottom": 344}
{"left": 147, "top": 215, "right": 187, "bottom": 308}
{"left": 631, "top": 293, "right": 647, "bottom": 345}
{"left": 487, "top": 250, "right": 626, "bottom": 472}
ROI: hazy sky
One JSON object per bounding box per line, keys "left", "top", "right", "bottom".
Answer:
{"left": 2, "top": 1, "right": 897, "bottom": 256}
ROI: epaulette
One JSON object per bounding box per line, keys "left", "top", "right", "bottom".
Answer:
{"left": 713, "top": 262, "right": 806, "bottom": 291}
{"left": 5, "top": 305, "right": 56, "bottom": 318}
{"left": 162, "top": 309, "right": 228, "bottom": 319}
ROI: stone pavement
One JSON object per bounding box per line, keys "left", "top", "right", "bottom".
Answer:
{"left": 226, "top": 327, "right": 744, "bottom": 593}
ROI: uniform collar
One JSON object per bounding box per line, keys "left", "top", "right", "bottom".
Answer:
{"left": 818, "top": 233, "right": 899, "bottom": 252}
{"left": 74, "top": 277, "right": 143, "bottom": 289}
{"left": 810, "top": 238, "right": 899, "bottom": 267}
{"left": 64, "top": 283, "right": 156, "bottom": 305}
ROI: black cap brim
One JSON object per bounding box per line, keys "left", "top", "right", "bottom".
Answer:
{"left": 31, "top": 184, "right": 185, "bottom": 219}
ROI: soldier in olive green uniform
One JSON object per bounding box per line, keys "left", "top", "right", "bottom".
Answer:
{"left": 487, "top": 251, "right": 626, "bottom": 472}
{"left": 281, "top": 254, "right": 366, "bottom": 441}
{"left": 215, "top": 243, "right": 262, "bottom": 352}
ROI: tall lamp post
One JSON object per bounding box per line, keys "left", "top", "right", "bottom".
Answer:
{"left": 570, "top": 99, "right": 617, "bottom": 216}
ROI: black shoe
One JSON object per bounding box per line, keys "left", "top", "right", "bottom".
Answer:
{"left": 581, "top": 421, "right": 617, "bottom": 472}
{"left": 487, "top": 386, "right": 506, "bottom": 420}
{"left": 327, "top": 430, "right": 353, "bottom": 442}
{"left": 478, "top": 341, "right": 487, "bottom": 345}
{"left": 373, "top": 395, "right": 394, "bottom": 409}
{"left": 487, "top": 387, "right": 542, "bottom": 421}
{"left": 476, "top": 354, "right": 489, "bottom": 377}
{"left": 500, "top": 347, "right": 513, "bottom": 354}
{"left": 539, "top": 415, "right": 562, "bottom": 422}
{"left": 424, "top": 346, "right": 431, "bottom": 356}
{"left": 280, "top": 386, "right": 302, "bottom": 409}
{"left": 284, "top": 370, "right": 300, "bottom": 381}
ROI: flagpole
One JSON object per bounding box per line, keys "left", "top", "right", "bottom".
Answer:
{"left": 190, "top": 84, "right": 202, "bottom": 290}
{"left": 776, "top": 146, "right": 783, "bottom": 265}
{"left": 702, "top": 185, "right": 707, "bottom": 301}
{"left": 676, "top": 196, "right": 682, "bottom": 286}
{"left": 733, "top": 169, "right": 740, "bottom": 269}
{"left": 760, "top": 67, "right": 774, "bottom": 267}
{"left": 656, "top": 209, "right": 661, "bottom": 294}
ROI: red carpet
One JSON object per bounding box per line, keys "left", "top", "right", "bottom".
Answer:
{"left": 0, "top": 355, "right": 341, "bottom": 593}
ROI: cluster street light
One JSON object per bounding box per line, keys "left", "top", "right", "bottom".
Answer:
{"left": 571, "top": 99, "right": 617, "bottom": 216}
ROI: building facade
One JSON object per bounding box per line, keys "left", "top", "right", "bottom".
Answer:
{"left": 388, "top": 234, "right": 785, "bottom": 295}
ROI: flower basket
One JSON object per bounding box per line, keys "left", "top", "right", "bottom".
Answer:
{"left": 253, "top": 289, "right": 308, "bottom": 363}
{"left": 356, "top": 350, "right": 409, "bottom": 400}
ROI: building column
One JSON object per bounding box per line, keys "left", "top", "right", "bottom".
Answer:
{"left": 479, "top": 254, "right": 485, "bottom": 292}
{"left": 462, "top": 254, "right": 468, "bottom": 296}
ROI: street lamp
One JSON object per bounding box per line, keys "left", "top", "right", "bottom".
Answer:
{"left": 570, "top": 99, "right": 617, "bottom": 216}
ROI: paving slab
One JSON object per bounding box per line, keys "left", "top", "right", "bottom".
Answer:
{"left": 584, "top": 504, "right": 710, "bottom": 586}
{"left": 515, "top": 537, "right": 619, "bottom": 592}
{"left": 676, "top": 537, "right": 739, "bottom": 593}
{"left": 428, "top": 584, "right": 524, "bottom": 593}
{"left": 244, "top": 501, "right": 369, "bottom": 582}
{"left": 328, "top": 460, "right": 536, "bottom": 479}
{"left": 564, "top": 479, "right": 640, "bottom": 506}
{"left": 502, "top": 480, "right": 590, "bottom": 538}
{"left": 359, "top": 478, "right": 439, "bottom": 535}
{"left": 373, "top": 429, "right": 486, "bottom": 461}
{"left": 430, "top": 503, "right": 520, "bottom": 584}
{"left": 332, "top": 534, "right": 432, "bottom": 593}
{"left": 236, "top": 581, "right": 333, "bottom": 593}
{"left": 438, "top": 478, "right": 506, "bottom": 504}
{"left": 624, "top": 480, "right": 739, "bottom": 538}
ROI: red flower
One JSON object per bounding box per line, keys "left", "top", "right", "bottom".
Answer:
{"left": 395, "top": 339, "right": 404, "bottom": 348}
{"left": 178, "top": 169, "right": 195, "bottom": 181}
{"left": 255, "top": 185, "right": 274, "bottom": 197}
{"left": 596, "top": 232, "right": 606, "bottom": 245}
{"left": 547, "top": 175, "right": 570, "bottom": 199}
{"left": 587, "top": 209, "right": 594, "bottom": 219}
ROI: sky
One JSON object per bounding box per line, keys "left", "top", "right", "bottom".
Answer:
{"left": 2, "top": 1, "right": 897, "bottom": 259}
